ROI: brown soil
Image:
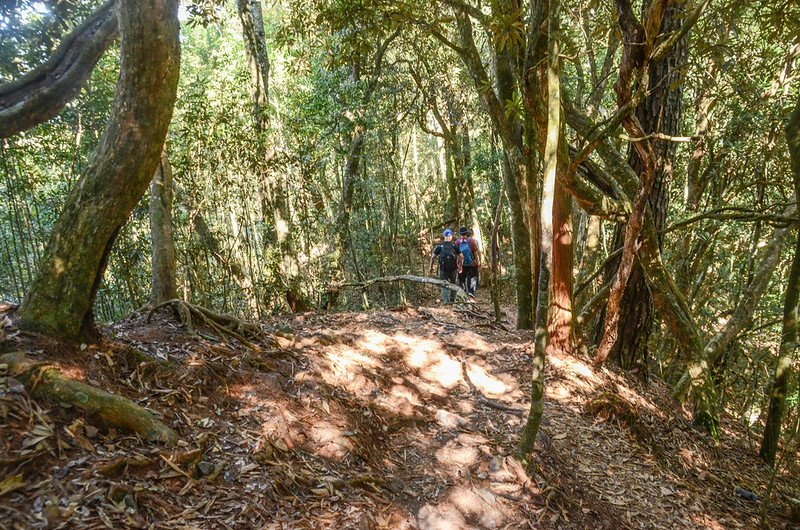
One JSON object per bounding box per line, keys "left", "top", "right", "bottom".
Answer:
{"left": 0, "top": 304, "right": 797, "bottom": 529}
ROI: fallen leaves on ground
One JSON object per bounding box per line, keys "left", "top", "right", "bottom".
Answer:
{"left": 0, "top": 303, "right": 797, "bottom": 529}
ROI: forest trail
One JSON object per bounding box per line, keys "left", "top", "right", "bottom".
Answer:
{"left": 1, "top": 304, "right": 797, "bottom": 529}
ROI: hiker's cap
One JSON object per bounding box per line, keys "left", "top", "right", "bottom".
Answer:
{"left": 458, "top": 226, "right": 469, "bottom": 235}
{"left": 443, "top": 229, "right": 453, "bottom": 237}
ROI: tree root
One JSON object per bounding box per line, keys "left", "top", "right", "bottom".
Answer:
{"left": 148, "top": 299, "right": 275, "bottom": 351}
{"left": 0, "top": 352, "right": 177, "bottom": 446}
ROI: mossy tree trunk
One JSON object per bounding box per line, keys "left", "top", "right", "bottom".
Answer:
{"left": 760, "top": 95, "right": 800, "bottom": 466}
{"left": 18, "top": 0, "right": 181, "bottom": 342}
{"left": 520, "top": 0, "right": 566, "bottom": 455}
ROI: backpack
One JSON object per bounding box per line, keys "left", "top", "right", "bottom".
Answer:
{"left": 438, "top": 242, "right": 458, "bottom": 272}
{"left": 458, "top": 237, "right": 475, "bottom": 266}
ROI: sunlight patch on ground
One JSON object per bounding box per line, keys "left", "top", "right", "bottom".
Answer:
{"left": 464, "top": 362, "right": 510, "bottom": 395}
{"left": 434, "top": 433, "right": 490, "bottom": 472}
{"left": 417, "top": 485, "right": 510, "bottom": 529}
{"left": 392, "top": 333, "right": 462, "bottom": 389}
{"left": 450, "top": 331, "right": 493, "bottom": 353}
{"left": 307, "top": 419, "right": 354, "bottom": 460}
{"left": 377, "top": 384, "right": 423, "bottom": 416}
{"left": 324, "top": 345, "right": 378, "bottom": 370}
{"left": 356, "top": 329, "right": 393, "bottom": 356}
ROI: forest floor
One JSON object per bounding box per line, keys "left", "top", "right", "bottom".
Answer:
{"left": 1, "top": 300, "right": 799, "bottom": 529}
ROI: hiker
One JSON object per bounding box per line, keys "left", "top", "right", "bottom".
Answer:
{"left": 429, "top": 229, "right": 463, "bottom": 304}
{"left": 456, "top": 226, "right": 480, "bottom": 299}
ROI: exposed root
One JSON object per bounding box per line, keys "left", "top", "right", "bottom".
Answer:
{"left": 0, "top": 352, "right": 177, "bottom": 446}
{"left": 148, "top": 299, "right": 276, "bottom": 351}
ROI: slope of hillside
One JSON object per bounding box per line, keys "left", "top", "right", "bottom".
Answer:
{"left": 0, "top": 304, "right": 797, "bottom": 529}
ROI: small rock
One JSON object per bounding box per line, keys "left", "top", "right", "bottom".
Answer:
{"left": 197, "top": 461, "right": 214, "bottom": 476}
{"left": 735, "top": 487, "right": 759, "bottom": 503}
{"left": 489, "top": 456, "right": 502, "bottom": 472}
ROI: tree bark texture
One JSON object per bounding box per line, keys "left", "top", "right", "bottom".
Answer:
{"left": 236, "top": 0, "right": 270, "bottom": 131}
{"left": 599, "top": 0, "right": 685, "bottom": 372}
{"left": 150, "top": 149, "right": 178, "bottom": 305}
{"left": 18, "top": 0, "right": 181, "bottom": 341}
{"left": 0, "top": 1, "right": 118, "bottom": 138}
{"left": 760, "top": 96, "right": 800, "bottom": 465}
{"left": 492, "top": 30, "right": 534, "bottom": 329}
{"left": 520, "top": 0, "right": 567, "bottom": 455}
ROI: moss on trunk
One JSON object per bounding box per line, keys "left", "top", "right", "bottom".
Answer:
{"left": 18, "top": 0, "right": 181, "bottom": 342}
{"left": 0, "top": 352, "right": 177, "bottom": 446}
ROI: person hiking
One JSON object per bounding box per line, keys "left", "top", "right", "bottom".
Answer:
{"left": 456, "top": 226, "right": 480, "bottom": 299}
{"left": 429, "top": 229, "right": 463, "bottom": 304}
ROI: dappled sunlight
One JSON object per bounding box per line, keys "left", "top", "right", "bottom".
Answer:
{"left": 307, "top": 419, "right": 354, "bottom": 460}
{"left": 376, "top": 384, "right": 423, "bottom": 416}
{"left": 464, "top": 362, "right": 511, "bottom": 396}
{"left": 417, "top": 485, "right": 511, "bottom": 529}
{"left": 324, "top": 344, "right": 378, "bottom": 370}
{"left": 390, "top": 333, "right": 463, "bottom": 389}
{"left": 426, "top": 354, "right": 463, "bottom": 389}
{"left": 546, "top": 380, "right": 585, "bottom": 410}
{"left": 434, "top": 433, "right": 490, "bottom": 473}
{"left": 450, "top": 330, "right": 493, "bottom": 353}
{"left": 395, "top": 333, "right": 444, "bottom": 365}
{"left": 59, "top": 365, "right": 87, "bottom": 380}
{"left": 356, "top": 329, "right": 394, "bottom": 356}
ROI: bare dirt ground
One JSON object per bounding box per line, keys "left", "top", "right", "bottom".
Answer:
{"left": 1, "top": 303, "right": 798, "bottom": 529}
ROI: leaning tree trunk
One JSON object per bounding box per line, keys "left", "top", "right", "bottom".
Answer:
{"left": 598, "top": 0, "right": 686, "bottom": 373}
{"left": 760, "top": 96, "right": 800, "bottom": 466}
{"left": 18, "top": 0, "right": 181, "bottom": 342}
{"left": 149, "top": 149, "right": 178, "bottom": 305}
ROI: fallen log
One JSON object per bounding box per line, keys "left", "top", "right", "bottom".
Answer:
{"left": 0, "top": 352, "right": 177, "bottom": 446}
{"left": 335, "top": 274, "right": 470, "bottom": 303}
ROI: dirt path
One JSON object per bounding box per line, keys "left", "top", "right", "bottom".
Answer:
{"left": 0, "top": 306, "right": 796, "bottom": 528}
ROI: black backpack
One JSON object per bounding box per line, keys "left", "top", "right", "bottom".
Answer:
{"left": 438, "top": 242, "right": 458, "bottom": 272}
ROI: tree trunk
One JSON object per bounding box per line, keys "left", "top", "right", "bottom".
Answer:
{"left": 149, "top": 149, "right": 178, "bottom": 305}
{"left": 598, "top": 0, "right": 686, "bottom": 373}
{"left": 520, "top": 0, "right": 564, "bottom": 455}
{"left": 760, "top": 96, "right": 800, "bottom": 465}
{"left": 18, "top": 0, "right": 181, "bottom": 342}
{"left": 492, "top": 34, "right": 533, "bottom": 329}
{"left": 236, "top": 0, "right": 270, "bottom": 131}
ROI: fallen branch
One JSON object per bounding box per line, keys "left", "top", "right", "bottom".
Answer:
{"left": 0, "top": 352, "right": 177, "bottom": 446}
{"left": 335, "top": 274, "right": 470, "bottom": 303}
